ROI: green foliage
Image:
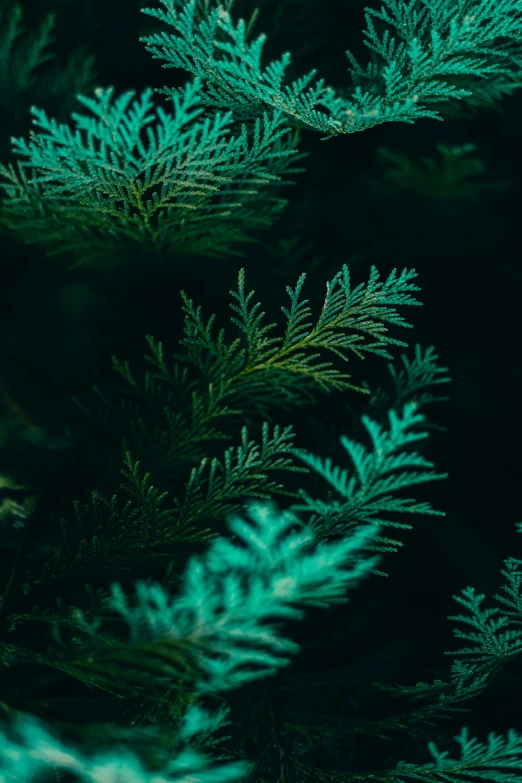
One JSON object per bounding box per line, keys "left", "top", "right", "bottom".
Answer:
{"left": 180, "top": 263, "right": 421, "bottom": 389}
{"left": 0, "top": 496, "right": 378, "bottom": 783}
{"left": 104, "top": 501, "right": 380, "bottom": 693}
{"left": 2, "top": 402, "right": 449, "bottom": 783}
{"left": 2, "top": 410, "right": 520, "bottom": 783}
{"left": 34, "top": 264, "right": 419, "bottom": 592}
{"left": 391, "top": 545, "right": 522, "bottom": 719}
{"left": 360, "top": 727, "right": 522, "bottom": 783}
{"left": 372, "top": 525, "right": 522, "bottom": 739}
{"left": 0, "top": 78, "right": 302, "bottom": 265}
{"left": 496, "top": 556, "right": 522, "bottom": 620}
{"left": 141, "top": 0, "right": 522, "bottom": 136}
{"left": 82, "top": 264, "right": 421, "bottom": 472}
{"left": 439, "top": 549, "right": 522, "bottom": 696}
{"left": 371, "top": 645, "right": 495, "bottom": 740}
{"left": 294, "top": 403, "right": 447, "bottom": 554}
{"left": 1, "top": 0, "right": 521, "bottom": 781}
{"left": 23, "top": 424, "right": 304, "bottom": 594}
{"left": 0, "top": 706, "right": 248, "bottom": 783}
{"left": 447, "top": 583, "right": 522, "bottom": 674}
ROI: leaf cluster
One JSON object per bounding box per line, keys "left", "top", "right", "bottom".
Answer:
{"left": 0, "top": 79, "right": 302, "bottom": 265}
{"left": 142, "top": 0, "right": 522, "bottom": 136}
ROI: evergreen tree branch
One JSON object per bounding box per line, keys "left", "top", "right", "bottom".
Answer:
{"left": 142, "top": 0, "right": 522, "bottom": 137}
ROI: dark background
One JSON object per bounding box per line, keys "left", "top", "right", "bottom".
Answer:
{"left": 1, "top": 0, "right": 521, "bottom": 772}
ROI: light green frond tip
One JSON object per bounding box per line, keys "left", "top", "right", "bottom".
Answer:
{"left": 393, "top": 727, "right": 522, "bottom": 783}
{"left": 0, "top": 708, "right": 248, "bottom": 783}
{"left": 294, "top": 403, "right": 447, "bottom": 553}
{"left": 107, "top": 501, "right": 380, "bottom": 693}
